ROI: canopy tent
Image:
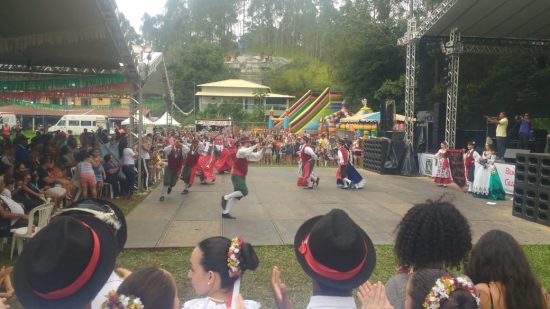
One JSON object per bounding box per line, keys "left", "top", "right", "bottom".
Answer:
{"left": 154, "top": 112, "right": 181, "bottom": 126}
{"left": 340, "top": 112, "right": 408, "bottom": 123}
{"left": 122, "top": 114, "right": 154, "bottom": 125}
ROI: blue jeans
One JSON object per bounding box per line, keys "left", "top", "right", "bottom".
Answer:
{"left": 496, "top": 137, "right": 506, "bottom": 159}
{"left": 122, "top": 165, "right": 136, "bottom": 194}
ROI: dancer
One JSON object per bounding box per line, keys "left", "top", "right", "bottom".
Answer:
{"left": 434, "top": 141, "right": 452, "bottom": 187}
{"left": 336, "top": 140, "right": 365, "bottom": 189}
{"left": 159, "top": 140, "right": 188, "bottom": 202}
{"left": 220, "top": 137, "right": 263, "bottom": 219}
{"left": 197, "top": 136, "right": 217, "bottom": 184}
{"left": 463, "top": 141, "right": 479, "bottom": 193}
{"left": 181, "top": 139, "right": 201, "bottom": 195}
{"left": 336, "top": 139, "right": 352, "bottom": 189}
{"left": 472, "top": 144, "right": 506, "bottom": 200}
{"left": 297, "top": 136, "right": 319, "bottom": 189}
{"left": 215, "top": 137, "right": 236, "bottom": 174}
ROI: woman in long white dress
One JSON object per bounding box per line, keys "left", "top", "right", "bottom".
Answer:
{"left": 434, "top": 142, "right": 452, "bottom": 187}
{"left": 184, "top": 236, "right": 260, "bottom": 309}
{"left": 472, "top": 144, "right": 506, "bottom": 200}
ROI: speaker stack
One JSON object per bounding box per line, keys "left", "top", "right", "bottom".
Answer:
{"left": 513, "top": 153, "right": 550, "bottom": 227}
{"left": 363, "top": 138, "right": 390, "bottom": 174}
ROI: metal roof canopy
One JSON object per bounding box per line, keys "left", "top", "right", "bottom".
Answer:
{"left": 419, "top": 0, "right": 550, "bottom": 42}
{"left": 399, "top": 0, "right": 550, "bottom": 148}
{"left": 0, "top": 0, "right": 138, "bottom": 77}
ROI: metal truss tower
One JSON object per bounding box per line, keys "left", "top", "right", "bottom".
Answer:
{"left": 443, "top": 28, "right": 461, "bottom": 149}
{"left": 404, "top": 19, "right": 417, "bottom": 145}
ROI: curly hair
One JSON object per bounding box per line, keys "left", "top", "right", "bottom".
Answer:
{"left": 394, "top": 196, "right": 472, "bottom": 269}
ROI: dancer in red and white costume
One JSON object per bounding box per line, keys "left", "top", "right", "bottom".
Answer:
{"left": 297, "top": 136, "right": 319, "bottom": 189}
{"left": 434, "top": 141, "right": 452, "bottom": 187}
{"left": 215, "top": 136, "right": 236, "bottom": 174}
{"left": 336, "top": 139, "right": 352, "bottom": 189}
{"left": 220, "top": 137, "right": 264, "bottom": 219}
{"left": 181, "top": 139, "right": 201, "bottom": 194}
{"left": 197, "top": 136, "right": 217, "bottom": 184}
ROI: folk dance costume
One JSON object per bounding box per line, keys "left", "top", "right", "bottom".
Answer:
{"left": 297, "top": 139, "right": 319, "bottom": 189}
{"left": 221, "top": 138, "right": 263, "bottom": 219}
{"left": 197, "top": 141, "right": 217, "bottom": 184}
{"left": 159, "top": 142, "right": 189, "bottom": 201}
{"left": 336, "top": 143, "right": 365, "bottom": 189}
{"left": 181, "top": 141, "right": 202, "bottom": 194}
{"left": 463, "top": 147, "right": 480, "bottom": 192}
{"left": 215, "top": 139, "right": 237, "bottom": 174}
{"left": 434, "top": 148, "right": 452, "bottom": 186}
{"left": 472, "top": 151, "right": 506, "bottom": 200}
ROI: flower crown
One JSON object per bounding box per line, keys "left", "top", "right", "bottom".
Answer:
{"left": 423, "top": 275, "right": 480, "bottom": 309}
{"left": 227, "top": 236, "right": 244, "bottom": 278}
{"left": 101, "top": 290, "right": 143, "bottom": 309}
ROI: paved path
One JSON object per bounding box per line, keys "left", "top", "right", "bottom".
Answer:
{"left": 125, "top": 166, "right": 550, "bottom": 248}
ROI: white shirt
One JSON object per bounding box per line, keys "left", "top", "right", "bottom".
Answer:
{"left": 0, "top": 195, "right": 25, "bottom": 225}
{"left": 306, "top": 295, "right": 356, "bottom": 309}
{"left": 122, "top": 148, "right": 135, "bottom": 165}
{"left": 236, "top": 145, "right": 264, "bottom": 162}
{"left": 91, "top": 271, "right": 124, "bottom": 309}
{"left": 1, "top": 188, "right": 11, "bottom": 199}
{"left": 301, "top": 145, "right": 318, "bottom": 160}
{"left": 183, "top": 297, "right": 260, "bottom": 309}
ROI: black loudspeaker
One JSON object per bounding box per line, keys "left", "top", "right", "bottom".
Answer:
{"left": 379, "top": 100, "right": 395, "bottom": 136}
{"left": 513, "top": 153, "right": 550, "bottom": 227}
{"left": 545, "top": 134, "right": 549, "bottom": 153}
{"left": 504, "top": 148, "right": 530, "bottom": 164}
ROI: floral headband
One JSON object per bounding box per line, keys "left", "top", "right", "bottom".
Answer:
{"left": 227, "top": 236, "right": 244, "bottom": 278}
{"left": 423, "top": 275, "right": 480, "bottom": 309}
{"left": 101, "top": 290, "right": 143, "bottom": 309}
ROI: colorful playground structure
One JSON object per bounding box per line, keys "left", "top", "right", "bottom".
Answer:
{"left": 269, "top": 88, "right": 389, "bottom": 139}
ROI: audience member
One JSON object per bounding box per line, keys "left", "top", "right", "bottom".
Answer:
{"left": 272, "top": 208, "right": 379, "bottom": 309}
{"left": 0, "top": 176, "right": 28, "bottom": 228}
{"left": 385, "top": 198, "right": 472, "bottom": 309}
{"left": 184, "top": 236, "right": 260, "bottom": 309}
{"left": 103, "top": 154, "right": 127, "bottom": 199}
{"left": 102, "top": 267, "right": 179, "bottom": 309}
{"left": 13, "top": 210, "right": 118, "bottom": 308}
{"left": 465, "top": 230, "right": 549, "bottom": 309}
{"left": 406, "top": 269, "right": 479, "bottom": 309}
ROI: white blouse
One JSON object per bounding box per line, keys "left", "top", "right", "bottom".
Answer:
{"left": 183, "top": 297, "right": 260, "bottom": 309}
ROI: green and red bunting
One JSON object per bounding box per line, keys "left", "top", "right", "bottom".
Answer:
{"left": 0, "top": 73, "right": 129, "bottom": 101}
{"left": 0, "top": 73, "right": 126, "bottom": 91}
{"left": 0, "top": 82, "right": 130, "bottom": 101}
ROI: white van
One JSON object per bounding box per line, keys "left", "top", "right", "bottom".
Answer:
{"left": 0, "top": 112, "right": 17, "bottom": 128}
{"left": 48, "top": 114, "right": 109, "bottom": 135}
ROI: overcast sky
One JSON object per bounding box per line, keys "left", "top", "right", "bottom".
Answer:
{"left": 116, "top": 0, "right": 164, "bottom": 32}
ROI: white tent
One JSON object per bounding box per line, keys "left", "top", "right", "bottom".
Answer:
{"left": 121, "top": 114, "right": 155, "bottom": 125}
{"left": 153, "top": 112, "right": 181, "bottom": 126}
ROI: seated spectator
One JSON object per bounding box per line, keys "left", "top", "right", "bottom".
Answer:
{"left": 272, "top": 208, "right": 379, "bottom": 309}
{"left": 102, "top": 267, "right": 178, "bottom": 309}
{"left": 13, "top": 171, "right": 47, "bottom": 213}
{"left": 36, "top": 159, "right": 67, "bottom": 209}
{"left": 0, "top": 147, "right": 14, "bottom": 176}
{"left": 184, "top": 236, "right": 260, "bottom": 309}
{"left": 103, "top": 154, "right": 127, "bottom": 198}
{"left": 13, "top": 163, "right": 28, "bottom": 183}
{"left": 405, "top": 269, "right": 479, "bottom": 309}
{"left": 0, "top": 176, "right": 28, "bottom": 228}
{"left": 0, "top": 177, "right": 14, "bottom": 199}
{"left": 13, "top": 208, "right": 118, "bottom": 308}
{"left": 385, "top": 197, "right": 472, "bottom": 309}
{"left": 465, "top": 230, "right": 549, "bottom": 309}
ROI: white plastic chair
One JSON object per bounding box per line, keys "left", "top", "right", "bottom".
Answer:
{"left": 100, "top": 183, "right": 114, "bottom": 198}
{"left": 70, "top": 166, "right": 82, "bottom": 201}
{"left": 10, "top": 203, "right": 54, "bottom": 259}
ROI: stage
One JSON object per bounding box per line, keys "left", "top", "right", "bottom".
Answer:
{"left": 125, "top": 166, "right": 550, "bottom": 248}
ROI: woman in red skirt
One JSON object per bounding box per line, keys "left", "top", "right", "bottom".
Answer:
{"left": 434, "top": 141, "right": 452, "bottom": 187}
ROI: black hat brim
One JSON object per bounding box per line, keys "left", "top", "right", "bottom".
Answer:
{"left": 66, "top": 198, "right": 127, "bottom": 254}
{"left": 14, "top": 215, "right": 117, "bottom": 309}
{"left": 293, "top": 215, "right": 376, "bottom": 291}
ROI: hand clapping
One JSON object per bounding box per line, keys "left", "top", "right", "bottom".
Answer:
{"left": 358, "top": 281, "right": 394, "bottom": 309}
